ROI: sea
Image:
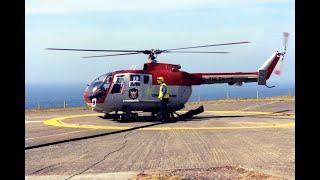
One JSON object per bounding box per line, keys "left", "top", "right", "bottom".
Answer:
{"left": 25, "top": 83, "right": 295, "bottom": 109}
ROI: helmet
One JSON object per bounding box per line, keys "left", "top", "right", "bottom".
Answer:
{"left": 157, "top": 76, "right": 165, "bottom": 82}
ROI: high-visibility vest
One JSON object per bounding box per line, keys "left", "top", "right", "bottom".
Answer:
{"left": 158, "top": 83, "right": 170, "bottom": 100}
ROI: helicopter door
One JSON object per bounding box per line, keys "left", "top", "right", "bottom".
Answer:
{"left": 110, "top": 74, "right": 125, "bottom": 108}
{"left": 127, "top": 74, "right": 141, "bottom": 101}
{"left": 141, "top": 74, "right": 152, "bottom": 101}
{"left": 111, "top": 75, "right": 125, "bottom": 94}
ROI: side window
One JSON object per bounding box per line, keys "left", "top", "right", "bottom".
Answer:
{"left": 129, "top": 75, "right": 140, "bottom": 87}
{"left": 116, "top": 77, "right": 124, "bottom": 84}
{"left": 144, "top": 75, "right": 149, "bottom": 84}
{"left": 111, "top": 76, "right": 124, "bottom": 94}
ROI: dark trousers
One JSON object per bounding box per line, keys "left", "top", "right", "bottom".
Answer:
{"left": 160, "top": 98, "right": 169, "bottom": 116}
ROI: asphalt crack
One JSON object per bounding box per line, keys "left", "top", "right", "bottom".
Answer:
{"left": 64, "top": 124, "right": 138, "bottom": 180}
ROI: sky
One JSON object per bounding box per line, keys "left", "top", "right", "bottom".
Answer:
{"left": 25, "top": 0, "right": 295, "bottom": 86}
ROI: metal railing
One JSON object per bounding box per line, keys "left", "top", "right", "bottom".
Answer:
{"left": 25, "top": 99, "right": 87, "bottom": 110}
{"left": 190, "top": 88, "right": 295, "bottom": 103}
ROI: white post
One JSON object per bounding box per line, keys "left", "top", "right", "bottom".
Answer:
{"left": 256, "top": 90, "right": 259, "bottom": 99}
{"left": 288, "top": 88, "right": 291, "bottom": 96}
{"left": 226, "top": 89, "right": 230, "bottom": 99}
{"left": 64, "top": 100, "right": 66, "bottom": 108}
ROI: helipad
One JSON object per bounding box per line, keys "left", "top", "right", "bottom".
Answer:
{"left": 44, "top": 110, "right": 295, "bottom": 130}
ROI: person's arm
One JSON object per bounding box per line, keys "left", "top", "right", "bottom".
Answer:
{"left": 162, "top": 85, "right": 167, "bottom": 95}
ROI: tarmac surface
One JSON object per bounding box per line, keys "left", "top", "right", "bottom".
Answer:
{"left": 25, "top": 97, "right": 295, "bottom": 179}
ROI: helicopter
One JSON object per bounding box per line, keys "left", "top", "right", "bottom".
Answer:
{"left": 47, "top": 32, "right": 289, "bottom": 121}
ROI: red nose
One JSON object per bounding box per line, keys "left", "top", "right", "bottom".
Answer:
{"left": 83, "top": 89, "right": 92, "bottom": 103}
{"left": 83, "top": 87, "right": 108, "bottom": 104}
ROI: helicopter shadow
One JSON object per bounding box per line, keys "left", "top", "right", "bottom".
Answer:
{"left": 186, "top": 115, "right": 245, "bottom": 121}
{"left": 98, "top": 115, "right": 254, "bottom": 123}
{"left": 98, "top": 115, "right": 178, "bottom": 123}
{"left": 98, "top": 109, "right": 293, "bottom": 123}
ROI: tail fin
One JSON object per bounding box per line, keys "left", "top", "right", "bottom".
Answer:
{"left": 258, "top": 52, "right": 282, "bottom": 78}
{"left": 257, "top": 32, "right": 289, "bottom": 85}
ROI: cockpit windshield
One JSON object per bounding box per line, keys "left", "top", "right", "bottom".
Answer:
{"left": 85, "top": 72, "right": 112, "bottom": 98}
{"left": 83, "top": 72, "right": 113, "bottom": 103}
{"left": 90, "top": 72, "right": 112, "bottom": 90}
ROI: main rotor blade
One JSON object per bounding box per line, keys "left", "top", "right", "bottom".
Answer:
{"left": 165, "top": 41, "right": 250, "bottom": 51}
{"left": 164, "top": 51, "right": 230, "bottom": 54}
{"left": 82, "top": 52, "right": 142, "bottom": 58}
{"left": 46, "top": 48, "right": 143, "bottom": 53}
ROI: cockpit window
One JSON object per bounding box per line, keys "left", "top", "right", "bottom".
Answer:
{"left": 91, "top": 73, "right": 112, "bottom": 84}
{"left": 85, "top": 72, "right": 112, "bottom": 100}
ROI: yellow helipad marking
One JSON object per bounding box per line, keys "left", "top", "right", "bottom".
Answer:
{"left": 204, "top": 110, "right": 295, "bottom": 118}
{"left": 44, "top": 111, "right": 295, "bottom": 131}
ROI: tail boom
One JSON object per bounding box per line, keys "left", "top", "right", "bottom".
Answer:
{"left": 189, "top": 32, "right": 288, "bottom": 86}
{"left": 189, "top": 51, "right": 284, "bottom": 86}
{"left": 191, "top": 72, "right": 258, "bottom": 85}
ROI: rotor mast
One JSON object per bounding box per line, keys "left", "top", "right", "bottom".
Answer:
{"left": 147, "top": 49, "right": 159, "bottom": 63}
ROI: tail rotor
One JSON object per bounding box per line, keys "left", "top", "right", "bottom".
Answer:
{"left": 283, "top": 32, "right": 290, "bottom": 52}
{"left": 274, "top": 32, "right": 290, "bottom": 76}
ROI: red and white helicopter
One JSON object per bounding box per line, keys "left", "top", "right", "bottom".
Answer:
{"left": 48, "top": 32, "right": 289, "bottom": 120}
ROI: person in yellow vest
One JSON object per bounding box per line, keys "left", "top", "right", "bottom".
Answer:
{"left": 157, "top": 76, "right": 170, "bottom": 121}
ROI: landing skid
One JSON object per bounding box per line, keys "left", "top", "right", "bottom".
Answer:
{"left": 100, "top": 106, "right": 204, "bottom": 122}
